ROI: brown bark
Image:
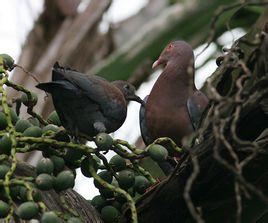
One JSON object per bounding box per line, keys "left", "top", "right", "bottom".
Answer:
{"left": 0, "top": 162, "right": 103, "bottom": 223}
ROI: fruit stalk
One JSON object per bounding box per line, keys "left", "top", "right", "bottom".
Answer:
{"left": 0, "top": 73, "right": 17, "bottom": 222}
{"left": 17, "top": 136, "right": 96, "bottom": 154}
{"left": 5, "top": 80, "right": 48, "bottom": 125}
{"left": 152, "top": 137, "right": 183, "bottom": 153}
{"left": 88, "top": 157, "right": 138, "bottom": 223}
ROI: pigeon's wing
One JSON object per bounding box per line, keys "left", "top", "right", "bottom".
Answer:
{"left": 36, "top": 79, "right": 101, "bottom": 115}
{"left": 36, "top": 81, "right": 77, "bottom": 93}
{"left": 52, "top": 65, "right": 126, "bottom": 124}
{"left": 139, "top": 96, "right": 153, "bottom": 145}
{"left": 52, "top": 65, "right": 112, "bottom": 107}
{"left": 187, "top": 90, "right": 209, "bottom": 130}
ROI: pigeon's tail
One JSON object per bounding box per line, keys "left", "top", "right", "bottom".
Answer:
{"left": 36, "top": 82, "right": 64, "bottom": 93}
{"left": 36, "top": 82, "right": 54, "bottom": 93}
{"left": 36, "top": 80, "right": 76, "bottom": 93}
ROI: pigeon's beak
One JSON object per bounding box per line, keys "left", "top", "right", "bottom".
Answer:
{"left": 152, "top": 59, "right": 161, "bottom": 69}
{"left": 152, "top": 58, "right": 167, "bottom": 69}
{"left": 127, "top": 95, "right": 145, "bottom": 105}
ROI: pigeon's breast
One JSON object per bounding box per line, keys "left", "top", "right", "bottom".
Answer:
{"left": 102, "top": 95, "right": 127, "bottom": 133}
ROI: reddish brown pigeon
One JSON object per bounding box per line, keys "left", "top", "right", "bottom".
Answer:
{"left": 140, "top": 41, "right": 208, "bottom": 146}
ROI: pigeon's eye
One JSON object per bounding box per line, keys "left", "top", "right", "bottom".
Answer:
{"left": 124, "top": 84, "right": 130, "bottom": 90}
{"left": 167, "top": 44, "right": 173, "bottom": 51}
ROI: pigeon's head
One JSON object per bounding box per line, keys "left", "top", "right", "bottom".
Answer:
{"left": 152, "top": 41, "right": 194, "bottom": 69}
{"left": 112, "top": 81, "right": 144, "bottom": 104}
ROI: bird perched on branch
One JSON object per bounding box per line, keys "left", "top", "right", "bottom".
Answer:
{"left": 140, "top": 41, "right": 208, "bottom": 146}
{"left": 36, "top": 62, "right": 143, "bottom": 137}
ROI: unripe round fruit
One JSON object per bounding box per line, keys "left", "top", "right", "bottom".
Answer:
{"left": 54, "top": 170, "right": 75, "bottom": 191}
{"left": 42, "top": 124, "right": 59, "bottom": 134}
{"left": 50, "top": 155, "right": 65, "bottom": 173}
{"left": 101, "top": 205, "right": 119, "bottom": 223}
{"left": 9, "top": 109, "right": 19, "bottom": 124}
{"left": 148, "top": 144, "right": 168, "bottom": 162}
{"left": 0, "top": 112, "right": 7, "bottom": 130}
{"left": 23, "top": 126, "right": 42, "bottom": 137}
{"left": 19, "top": 186, "right": 28, "bottom": 201}
{"left": 111, "top": 201, "right": 122, "bottom": 211}
{"left": 0, "top": 54, "right": 14, "bottom": 70}
{"left": 15, "top": 119, "right": 32, "bottom": 133}
{"left": 117, "top": 169, "right": 135, "bottom": 190}
{"left": 81, "top": 157, "right": 98, "bottom": 178}
{"left": 93, "top": 171, "right": 112, "bottom": 189}
{"left": 27, "top": 117, "right": 40, "bottom": 126}
{"left": 91, "top": 195, "right": 106, "bottom": 209}
{"left": 47, "top": 111, "right": 61, "bottom": 126}
{"left": 109, "top": 155, "right": 126, "bottom": 172}
{"left": 0, "top": 200, "right": 10, "bottom": 218}
{"left": 0, "top": 108, "right": 19, "bottom": 125}
{"left": 16, "top": 201, "right": 39, "bottom": 220}
{"left": 0, "top": 135, "right": 12, "bottom": 155}
{"left": 63, "top": 149, "right": 83, "bottom": 168}
{"left": 99, "top": 188, "right": 114, "bottom": 199}
{"left": 36, "top": 158, "right": 54, "bottom": 175}
{"left": 95, "top": 133, "right": 113, "bottom": 150}
{"left": 35, "top": 173, "right": 54, "bottom": 190}
{"left": 134, "top": 175, "right": 150, "bottom": 194}
{"left": 21, "top": 92, "right": 38, "bottom": 107}
{"left": 0, "top": 164, "right": 9, "bottom": 179}
{"left": 41, "top": 211, "right": 61, "bottom": 223}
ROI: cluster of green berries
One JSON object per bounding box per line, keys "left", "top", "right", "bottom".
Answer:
{"left": 0, "top": 102, "right": 81, "bottom": 222}
{"left": 86, "top": 133, "right": 169, "bottom": 223}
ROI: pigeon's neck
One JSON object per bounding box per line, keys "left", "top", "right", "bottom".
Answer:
{"left": 114, "top": 87, "right": 126, "bottom": 100}
{"left": 162, "top": 60, "right": 196, "bottom": 90}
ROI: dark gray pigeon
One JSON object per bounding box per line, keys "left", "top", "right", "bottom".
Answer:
{"left": 36, "top": 62, "right": 143, "bottom": 137}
